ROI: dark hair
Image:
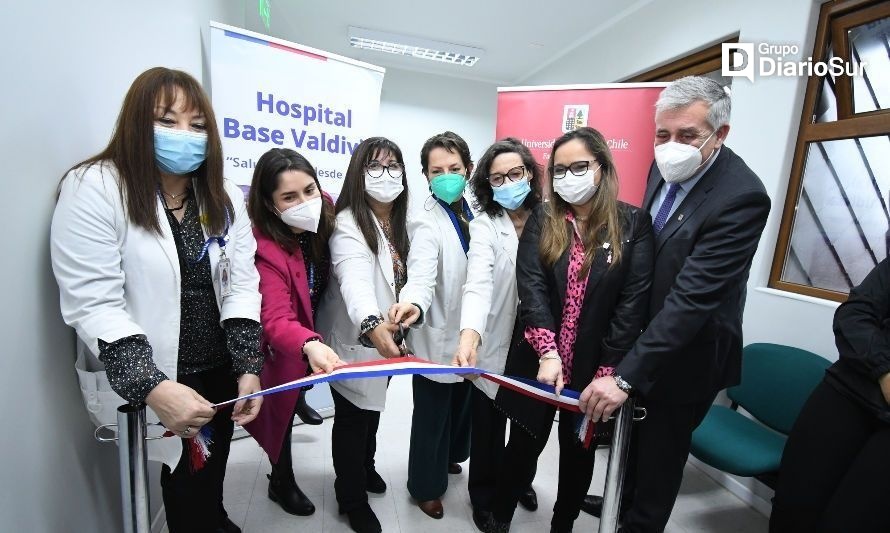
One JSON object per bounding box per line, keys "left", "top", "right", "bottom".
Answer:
{"left": 335, "top": 137, "right": 409, "bottom": 258}
{"left": 247, "top": 148, "right": 334, "bottom": 260}
{"left": 420, "top": 131, "right": 472, "bottom": 176}
{"left": 541, "top": 127, "right": 623, "bottom": 272}
{"left": 470, "top": 138, "right": 543, "bottom": 217}
{"left": 64, "top": 67, "right": 231, "bottom": 235}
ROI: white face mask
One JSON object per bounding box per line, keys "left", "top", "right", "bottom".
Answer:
{"left": 654, "top": 130, "right": 717, "bottom": 184}
{"left": 364, "top": 172, "right": 404, "bottom": 203}
{"left": 553, "top": 166, "right": 601, "bottom": 205}
{"left": 277, "top": 196, "right": 322, "bottom": 233}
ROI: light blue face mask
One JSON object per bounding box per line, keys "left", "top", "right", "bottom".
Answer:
{"left": 154, "top": 126, "right": 208, "bottom": 175}
{"left": 492, "top": 177, "right": 532, "bottom": 211}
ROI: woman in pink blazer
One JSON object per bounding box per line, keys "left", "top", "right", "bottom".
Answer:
{"left": 245, "top": 148, "right": 344, "bottom": 517}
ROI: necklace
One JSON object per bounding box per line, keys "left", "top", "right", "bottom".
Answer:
{"left": 162, "top": 189, "right": 188, "bottom": 200}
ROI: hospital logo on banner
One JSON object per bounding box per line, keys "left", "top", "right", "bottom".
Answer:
{"left": 561, "top": 104, "right": 589, "bottom": 133}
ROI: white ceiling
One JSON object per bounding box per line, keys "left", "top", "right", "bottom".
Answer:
{"left": 259, "top": 0, "right": 653, "bottom": 85}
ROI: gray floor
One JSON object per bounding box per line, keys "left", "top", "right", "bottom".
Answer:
{"left": 172, "top": 376, "right": 769, "bottom": 532}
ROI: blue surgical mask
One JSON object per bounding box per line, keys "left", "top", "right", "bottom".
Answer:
{"left": 492, "top": 177, "right": 531, "bottom": 211}
{"left": 154, "top": 126, "right": 208, "bottom": 175}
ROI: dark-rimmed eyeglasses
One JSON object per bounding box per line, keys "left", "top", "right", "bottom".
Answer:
{"left": 552, "top": 160, "right": 596, "bottom": 179}
{"left": 366, "top": 160, "right": 404, "bottom": 179}
{"left": 488, "top": 165, "right": 526, "bottom": 187}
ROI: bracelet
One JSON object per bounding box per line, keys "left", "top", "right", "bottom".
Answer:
{"left": 614, "top": 374, "right": 634, "bottom": 395}
{"left": 538, "top": 353, "right": 561, "bottom": 364}
{"left": 360, "top": 314, "right": 384, "bottom": 336}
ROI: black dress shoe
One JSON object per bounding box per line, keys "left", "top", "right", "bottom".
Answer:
{"left": 366, "top": 469, "right": 387, "bottom": 494}
{"left": 580, "top": 494, "right": 629, "bottom": 520}
{"left": 472, "top": 508, "right": 491, "bottom": 531}
{"left": 518, "top": 486, "right": 538, "bottom": 511}
{"left": 448, "top": 462, "right": 463, "bottom": 474}
{"left": 294, "top": 391, "right": 323, "bottom": 425}
{"left": 267, "top": 472, "right": 316, "bottom": 516}
{"left": 345, "top": 503, "right": 382, "bottom": 533}
{"left": 580, "top": 494, "right": 604, "bottom": 517}
{"left": 480, "top": 514, "right": 510, "bottom": 533}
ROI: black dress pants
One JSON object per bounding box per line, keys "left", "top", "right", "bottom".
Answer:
{"left": 161, "top": 364, "right": 237, "bottom": 533}
{"left": 469, "top": 386, "right": 536, "bottom": 512}
{"left": 331, "top": 386, "right": 381, "bottom": 513}
{"left": 770, "top": 380, "right": 890, "bottom": 533}
{"left": 492, "top": 407, "right": 595, "bottom": 531}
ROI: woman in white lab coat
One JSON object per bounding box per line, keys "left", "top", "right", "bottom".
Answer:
{"left": 389, "top": 131, "right": 476, "bottom": 520}
{"left": 452, "top": 138, "right": 544, "bottom": 528}
{"left": 315, "top": 137, "right": 409, "bottom": 533}
{"left": 50, "top": 67, "right": 262, "bottom": 533}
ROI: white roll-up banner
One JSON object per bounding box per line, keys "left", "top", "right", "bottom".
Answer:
{"left": 210, "top": 21, "right": 385, "bottom": 197}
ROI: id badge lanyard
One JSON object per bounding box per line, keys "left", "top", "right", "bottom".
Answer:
{"left": 437, "top": 198, "right": 474, "bottom": 255}
{"left": 195, "top": 210, "right": 233, "bottom": 298}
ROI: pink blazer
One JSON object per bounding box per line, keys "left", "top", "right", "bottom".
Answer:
{"left": 244, "top": 227, "right": 319, "bottom": 463}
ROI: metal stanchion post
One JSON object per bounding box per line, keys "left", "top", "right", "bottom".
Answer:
{"left": 598, "top": 398, "right": 637, "bottom": 533}
{"left": 96, "top": 404, "right": 151, "bottom": 533}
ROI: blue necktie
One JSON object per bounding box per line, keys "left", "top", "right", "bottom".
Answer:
{"left": 653, "top": 183, "right": 680, "bottom": 234}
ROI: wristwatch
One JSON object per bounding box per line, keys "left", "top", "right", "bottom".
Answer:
{"left": 613, "top": 374, "right": 634, "bottom": 395}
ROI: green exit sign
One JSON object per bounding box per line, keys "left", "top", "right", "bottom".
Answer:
{"left": 258, "top": 0, "right": 271, "bottom": 30}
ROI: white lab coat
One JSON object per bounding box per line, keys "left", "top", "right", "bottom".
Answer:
{"left": 399, "top": 198, "right": 476, "bottom": 383}
{"left": 459, "top": 212, "right": 520, "bottom": 399}
{"left": 50, "top": 162, "right": 261, "bottom": 469}
{"left": 315, "top": 208, "right": 395, "bottom": 411}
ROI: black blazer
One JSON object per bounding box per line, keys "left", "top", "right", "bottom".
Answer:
{"left": 826, "top": 258, "right": 890, "bottom": 425}
{"left": 497, "top": 201, "right": 653, "bottom": 436}
{"left": 615, "top": 146, "right": 771, "bottom": 404}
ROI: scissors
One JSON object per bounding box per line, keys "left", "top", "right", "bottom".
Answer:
{"left": 395, "top": 323, "right": 411, "bottom": 356}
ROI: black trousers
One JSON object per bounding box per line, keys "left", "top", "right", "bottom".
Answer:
{"left": 620, "top": 394, "right": 715, "bottom": 533}
{"left": 161, "top": 364, "right": 237, "bottom": 533}
{"left": 492, "top": 406, "right": 595, "bottom": 531}
{"left": 331, "top": 386, "right": 381, "bottom": 513}
{"left": 469, "top": 386, "right": 536, "bottom": 512}
{"left": 407, "top": 376, "right": 472, "bottom": 501}
{"left": 770, "top": 380, "right": 890, "bottom": 533}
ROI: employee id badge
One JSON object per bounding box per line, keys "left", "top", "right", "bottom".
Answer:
{"left": 218, "top": 250, "right": 233, "bottom": 298}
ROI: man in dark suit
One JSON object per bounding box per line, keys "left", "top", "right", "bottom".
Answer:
{"left": 577, "top": 76, "right": 771, "bottom": 532}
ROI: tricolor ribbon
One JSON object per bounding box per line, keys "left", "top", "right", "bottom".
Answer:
{"left": 175, "top": 357, "right": 606, "bottom": 471}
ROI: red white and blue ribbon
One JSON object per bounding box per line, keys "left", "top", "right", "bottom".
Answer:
{"left": 171, "top": 357, "right": 602, "bottom": 471}
{"left": 213, "top": 356, "right": 599, "bottom": 449}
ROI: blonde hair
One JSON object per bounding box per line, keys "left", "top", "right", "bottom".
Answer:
{"left": 540, "top": 127, "right": 623, "bottom": 275}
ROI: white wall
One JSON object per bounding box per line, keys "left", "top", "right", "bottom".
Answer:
{"left": 523, "top": 0, "right": 829, "bottom": 514}
{"left": 0, "top": 2, "right": 245, "bottom": 531}
{"left": 377, "top": 67, "right": 498, "bottom": 211}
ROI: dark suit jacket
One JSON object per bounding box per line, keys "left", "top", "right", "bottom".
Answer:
{"left": 497, "top": 202, "right": 653, "bottom": 437}
{"left": 615, "top": 146, "right": 771, "bottom": 404}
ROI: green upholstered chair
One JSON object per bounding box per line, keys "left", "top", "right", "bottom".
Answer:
{"left": 689, "top": 343, "right": 831, "bottom": 488}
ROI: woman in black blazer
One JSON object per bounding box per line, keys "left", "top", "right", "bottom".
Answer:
{"left": 482, "top": 127, "right": 654, "bottom": 533}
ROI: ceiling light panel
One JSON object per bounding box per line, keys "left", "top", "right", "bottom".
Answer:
{"left": 348, "top": 27, "right": 482, "bottom": 67}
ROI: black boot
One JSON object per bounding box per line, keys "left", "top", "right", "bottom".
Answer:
{"left": 365, "top": 468, "right": 387, "bottom": 494}
{"left": 294, "top": 390, "right": 323, "bottom": 425}
{"left": 267, "top": 464, "right": 315, "bottom": 516}
{"left": 518, "top": 486, "right": 538, "bottom": 511}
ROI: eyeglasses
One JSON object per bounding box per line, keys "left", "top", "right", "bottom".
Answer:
{"left": 552, "top": 160, "right": 596, "bottom": 179}
{"left": 367, "top": 160, "right": 404, "bottom": 179}
{"left": 488, "top": 165, "right": 526, "bottom": 187}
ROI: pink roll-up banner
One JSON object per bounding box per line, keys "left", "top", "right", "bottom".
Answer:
{"left": 496, "top": 83, "right": 668, "bottom": 206}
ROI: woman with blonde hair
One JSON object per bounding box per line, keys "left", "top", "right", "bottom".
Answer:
{"left": 483, "top": 127, "right": 654, "bottom": 533}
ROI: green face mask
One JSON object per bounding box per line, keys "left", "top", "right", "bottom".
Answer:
{"left": 429, "top": 173, "right": 467, "bottom": 204}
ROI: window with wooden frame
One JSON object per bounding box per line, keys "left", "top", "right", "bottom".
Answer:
{"left": 770, "top": 0, "right": 890, "bottom": 301}
{"left": 625, "top": 36, "right": 739, "bottom": 84}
